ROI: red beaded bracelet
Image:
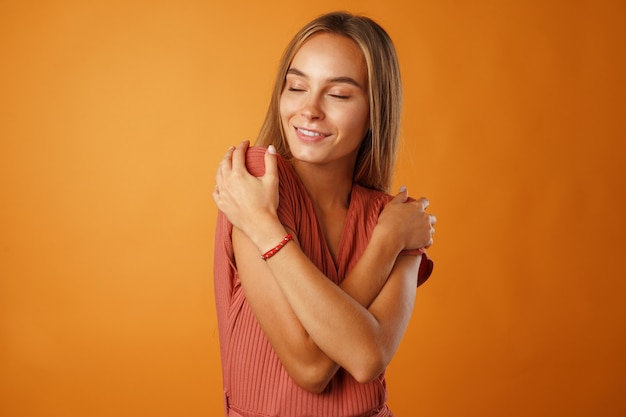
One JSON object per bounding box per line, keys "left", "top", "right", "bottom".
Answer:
{"left": 260, "top": 234, "right": 293, "bottom": 261}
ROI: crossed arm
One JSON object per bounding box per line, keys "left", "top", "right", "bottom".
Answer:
{"left": 214, "top": 142, "right": 435, "bottom": 392}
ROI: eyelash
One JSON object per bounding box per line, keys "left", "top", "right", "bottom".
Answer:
{"left": 287, "top": 87, "right": 349, "bottom": 100}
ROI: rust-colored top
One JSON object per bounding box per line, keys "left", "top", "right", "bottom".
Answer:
{"left": 213, "top": 147, "right": 433, "bottom": 417}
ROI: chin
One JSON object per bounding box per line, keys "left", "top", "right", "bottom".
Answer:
{"left": 289, "top": 148, "right": 326, "bottom": 164}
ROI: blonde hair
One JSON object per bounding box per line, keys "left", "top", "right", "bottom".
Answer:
{"left": 256, "top": 11, "right": 402, "bottom": 192}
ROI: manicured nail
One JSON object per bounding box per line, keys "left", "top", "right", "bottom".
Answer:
{"left": 399, "top": 185, "right": 407, "bottom": 193}
{"left": 268, "top": 145, "right": 276, "bottom": 155}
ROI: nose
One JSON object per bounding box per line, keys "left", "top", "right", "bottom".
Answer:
{"left": 300, "top": 94, "right": 324, "bottom": 120}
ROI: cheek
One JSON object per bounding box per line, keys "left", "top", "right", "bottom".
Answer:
{"left": 343, "top": 104, "right": 369, "bottom": 137}
{"left": 279, "top": 95, "right": 296, "bottom": 123}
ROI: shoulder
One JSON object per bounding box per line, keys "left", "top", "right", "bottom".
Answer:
{"left": 352, "top": 183, "right": 393, "bottom": 213}
{"left": 246, "top": 145, "right": 301, "bottom": 194}
{"left": 244, "top": 146, "right": 269, "bottom": 176}
{"left": 244, "top": 146, "right": 294, "bottom": 179}
{"left": 245, "top": 146, "right": 303, "bottom": 229}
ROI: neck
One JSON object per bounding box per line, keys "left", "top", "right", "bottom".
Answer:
{"left": 292, "top": 160, "right": 354, "bottom": 211}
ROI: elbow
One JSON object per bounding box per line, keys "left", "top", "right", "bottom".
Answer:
{"left": 349, "top": 347, "right": 389, "bottom": 385}
{"left": 289, "top": 361, "right": 335, "bottom": 394}
{"left": 296, "top": 378, "right": 330, "bottom": 394}
{"left": 293, "top": 356, "right": 386, "bottom": 389}
{"left": 352, "top": 361, "right": 385, "bottom": 385}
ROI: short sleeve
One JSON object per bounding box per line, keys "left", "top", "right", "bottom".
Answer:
{"left": 244, "top": 146, "right": 299, "bottom": 233}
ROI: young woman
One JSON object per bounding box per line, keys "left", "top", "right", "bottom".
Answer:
{"left": 212, "top": 11, "right": 436, "bottom": 417}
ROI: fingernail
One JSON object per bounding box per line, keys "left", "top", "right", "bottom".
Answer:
{"left": 268, "top": 145, "right": 276, "bottom": 155}
{"left": 399, "top": 185, "right": 407, "bottom": 193}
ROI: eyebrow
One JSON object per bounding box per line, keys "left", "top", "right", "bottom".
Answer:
{"left": 286, "top": 68, "right": 363, "bottom": 89}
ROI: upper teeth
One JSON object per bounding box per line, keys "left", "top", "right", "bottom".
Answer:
{"left": 298, "top": 128, "right": 323, "bottom": 137}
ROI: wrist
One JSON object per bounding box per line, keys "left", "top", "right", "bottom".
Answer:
{"left": 260, "top": 234, "right": 293, "bottom": 260}
{"left": 371, "top": 224, "right": 405, "bottom": 255}
{"left": 243, "top": 215, "right": 289, "bottom": 254}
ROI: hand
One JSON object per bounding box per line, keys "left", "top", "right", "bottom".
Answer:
{"left": 376, "top": 186, "right": 436, "bottom": 250}
{"left": 212, "top": 141, "right": 280, "bottom": 235}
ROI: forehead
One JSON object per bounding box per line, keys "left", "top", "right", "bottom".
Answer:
{"left": 289, "top": 33, "right": 367, "bottom": 84}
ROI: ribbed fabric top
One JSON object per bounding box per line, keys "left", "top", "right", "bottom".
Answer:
{"left": 213, "top": 147, "right": 433, "bottom": 417}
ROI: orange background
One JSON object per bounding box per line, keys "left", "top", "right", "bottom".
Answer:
{"left": 1, "top": 1, "right": 625, "bottom": 416}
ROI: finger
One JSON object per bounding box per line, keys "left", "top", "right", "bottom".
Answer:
{"left": 219, "top": 145, "right": 235, "bottom": 169}
{"left": 217, "top": 147, "right": 235, "bottom": 180}
{"left": 423, "top": 225, "right": 434, "bottom": 247}
{"left": 264, "top": 145, "right": 278, "bottom": 179}
{"left": 216, "top": 163, "right": 228, "bottom": 190}
{"left": 430, "top": 214, "right": 437, "bottom": 225}
{"left": 416, "top": 197, "right": 429, "bottom": 210}
{"left": 391, "top": 185, "right": 408, "bottom": 203}
{"left": 231, "top": 140, "right": 250, "bottom": 171}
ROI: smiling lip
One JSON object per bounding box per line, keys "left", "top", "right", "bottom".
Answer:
{"left": 294, "top": 126, "right": 329, "bottom": 143}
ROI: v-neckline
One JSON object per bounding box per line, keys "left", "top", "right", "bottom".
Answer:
{"left": 289, "top": 163, "right": 357, "bottom": 278}
{"left": 318, "top": 187, "right": 355, "bottom": 276}
{"left": 320, "top": 185, "right": 355, "bottom": 273}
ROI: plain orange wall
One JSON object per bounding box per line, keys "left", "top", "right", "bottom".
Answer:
{"left": 1, "top": 1, "right": 624, "bottom": 416}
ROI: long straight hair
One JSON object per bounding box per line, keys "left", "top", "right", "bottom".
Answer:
{"left": 256, "top": 11, "right": 403, "bottom": 192}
